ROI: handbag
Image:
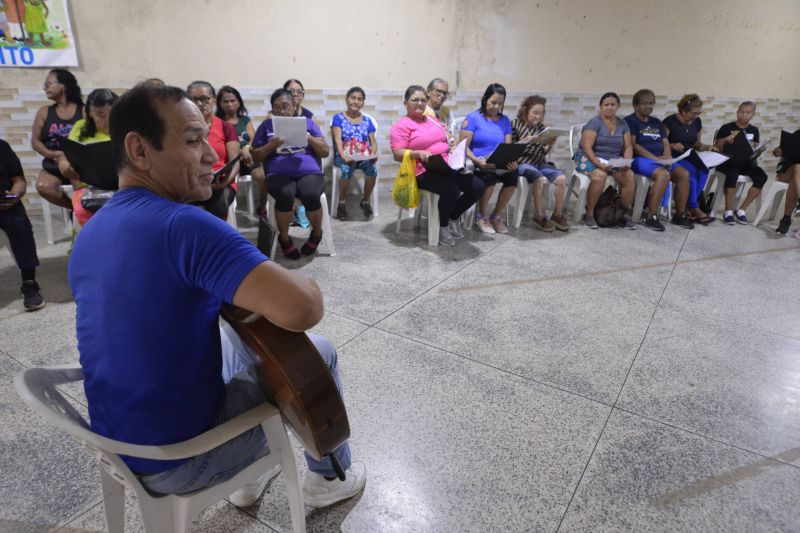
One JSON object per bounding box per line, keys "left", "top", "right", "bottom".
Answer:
{"left": 79, "top": 186, "right": 114, "bottom": 212}
{"left": 391, "top": 150, "right": 419, "bottom": 209}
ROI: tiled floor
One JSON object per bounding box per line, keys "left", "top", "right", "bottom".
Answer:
{"left": 1, "top": 188, "right": 799, "bottom": 533}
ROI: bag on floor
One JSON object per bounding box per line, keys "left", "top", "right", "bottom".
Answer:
{"left": 594, "top": 186, "right": 627, "bottom": 227}
{"left": 391, "top": 150, "right": 419, "bottom": 209}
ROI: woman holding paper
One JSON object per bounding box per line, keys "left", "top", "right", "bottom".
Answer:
{"left": 460, "top": 83, "right": 519, "bottom": 235}
{"left": 624, "top": 89, "right": 693, "bottom": 231}
{"left": 712, "top": 101, "right": 768, "bottom": 224}
{"left": 331, "top": 86, "right": 378, "bottom": 221}
{"left": 389, "top": 85, "right": 484, "bottom": 246}
{"left": 512, "top": 95, "right": 569, "bottom": 232}
{"left": 573, "top": 92, "right": 636, "bottom": 229}
{"left": 663, "top": 94, "right": 716, "bottom": 225}
{"left": 57, "top": 89, "right": 118, "bottom": 226}
{"left": 251, "top": 88, "right": 330, "bottom": 259}
{"left": 187, "top": 81, "right": 240, "bottom": 221}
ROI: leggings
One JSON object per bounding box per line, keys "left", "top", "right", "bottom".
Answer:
{"left": 266, "top": 174, "right": 324, "bottom": 212}
{"left": 718, "top": 160, "right": 768, "bottom": 190}
{"left": 0, "top": 202, "right": 39, "bottom": 271}
{"left": 674, "top": 160, "right": 708, "bottom": 209}
{"left": 416, "top": 171, "right": 486, "bottom": 228}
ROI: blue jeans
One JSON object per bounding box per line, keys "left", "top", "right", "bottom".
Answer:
{"left": 518, "top": 162, "right": 564, "bottom": 183}
{"left": 139, "top": 326, "right": 352, "bottom": 495}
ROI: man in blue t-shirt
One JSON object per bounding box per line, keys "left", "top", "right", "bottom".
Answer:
{"left": 68, "top": 84, "right": 365, "bottom": 508}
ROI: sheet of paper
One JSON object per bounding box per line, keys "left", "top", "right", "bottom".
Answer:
{"left": 448, "top": 139, "right": 467, "bottom": 170}
{"left": 697, "top": 151, "right": 729, "bottom": 168}
{"left": 349, "top": 152, "right": 378, "bottom": 161}
{"left": 750, "top": 139, "right": 770, "bottom": 156}
{"left": 272, "top": 116, "right": 308, "bottom": 149}
{"left": 599, "top": 157, "right": 633, "bottom": 167}
{"left": 529, "top": 127, "right": 568, "bottom": 143}
{"left": 651, "top": 150, "right": 691, "bottom": 166}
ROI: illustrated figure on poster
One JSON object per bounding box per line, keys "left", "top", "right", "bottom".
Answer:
{"left": 3, "top": 0, "right": 27, "bottom": 42}
{"left": 23, "top": 0, "right": 49, "bottom": 46}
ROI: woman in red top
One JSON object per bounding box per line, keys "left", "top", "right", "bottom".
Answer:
{"left": 187, "top": 81, "right": 240, "bottom": 220}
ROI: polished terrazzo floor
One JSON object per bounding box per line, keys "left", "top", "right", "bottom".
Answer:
{"left": 1, "top": 188, "right": 799, "bottom": 533}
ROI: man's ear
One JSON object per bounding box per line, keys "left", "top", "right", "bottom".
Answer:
{"left": 124, "top": 131, "right": 150, "bottom": 172}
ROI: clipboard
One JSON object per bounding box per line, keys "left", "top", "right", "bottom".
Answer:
{"left": 485, "top": 143, "right": 526, "bottom": 167}
{"left": 57, "top": 138, "right": 118, "bottom": 190}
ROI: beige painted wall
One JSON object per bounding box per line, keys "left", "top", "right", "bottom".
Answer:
{"left": 1, "top": 0, "right": 799, "bottom": 97}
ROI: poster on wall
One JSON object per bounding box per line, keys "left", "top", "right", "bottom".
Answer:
{"left": 0, "top": 0, "right": 78, "bottom": 67}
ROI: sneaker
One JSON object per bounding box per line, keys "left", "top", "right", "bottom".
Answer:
{"left": 448, "top": 219, "right": 464, "bottom": 239}
{"left": 776, "top": 215, "right": 792, "bottom": 235}
{"left": 438, "top": 227, "right": 456, "bottom": 246}
{"left": 303, "top": 461, "right": 367, "bottom": 509}
{"left": 644, "top": 214, "right": 665, "bottom": 232}
{"left": 336, "top": 202, "right": 347, "bottom": 221}
{"left": 723, "top": 211, "right": 735, "bottom": 225}
{"left": 279, "top": 236, "right": 301, "bottom": 260}
{"left": 490, "top": 215, "right": 509, "bottom": 234}
{"left": 533, "top": 216, "right": 555, "bottom": 232}
{"left": 735, "top": 209, "right": 748, "bottom": 225}
{"left": 229, "top": 465, "right": 281, "bottom": 507}
{"left": 550, "top": 214, "right": 570, "bottom": 232}
{"left": 622, "top": 216, "right": 637, "bottom": 230}
{"left": 295, "top": 205, "right": 310, "bottom": 228}
{"left": 671, "top": 214, "right": 695, "bottom": 229}
{"left": 475, "top": 214, "right": 496, "bottom": 234}
{"left": 21, "top": 281, "right": 45, "bottom": 311}
{"left": 582, "top": 214, "right": 598, "bottom": 229}
{"left": 360, "top": 200, "right": 374, "bottom": 221}
{"left": 301, "top": 230, "right": 323, "bottom": 256}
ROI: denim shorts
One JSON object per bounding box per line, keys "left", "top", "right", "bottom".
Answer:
{"left": 573, "top": 154, "right": 597, "bottom": 174}
{"left": 518, "top": 163, "right": 564, "bottom": 184}
{"left": 334, "top": 155, "right": 378, "bottom": 179}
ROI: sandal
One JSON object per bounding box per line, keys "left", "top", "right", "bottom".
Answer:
{"left": 301, "top": 230, "right": 323, "bottom": 256}
{"left": 279, "top": 236, "right": 301, "bottom": 260}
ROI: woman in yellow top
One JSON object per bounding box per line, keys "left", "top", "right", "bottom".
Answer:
{"left": 58, "top": 89, "right": 119, "bottom": 225}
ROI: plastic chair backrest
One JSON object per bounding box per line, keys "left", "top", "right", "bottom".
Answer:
{"left": 569, "top": 124, "right": 584, "bottom": 158}
{"left": 451, "top": 116, "right": 466, "bottom": 141}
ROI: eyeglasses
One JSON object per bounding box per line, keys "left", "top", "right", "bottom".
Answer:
{"left": 289, "top": 89, "right": 305, "bottom": 96}
{"left": 430, "top": 89, "right": 449, "bottom": 98}
{"left": 190, "top": 95, "right": 213, "bottom": 104}
{"left": 409, "top": 97, "right": 428, "bottom": 104}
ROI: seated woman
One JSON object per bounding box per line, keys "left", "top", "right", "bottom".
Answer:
{"left": 57, "top": 89, "right": 119, "bottom": 226}
{"left": 216, "top": 85, "right": 268, "bottom": 217}
{"left": 624, "top": 89, "right": 693, "bottom": 231}
{"left": 284, "top": 79, "right": 314, "bottom": 119}
{"left": 251, "top": 88, "right": 330, "bottom": 259}
{"left": 31, "top": 68, "right": 84, "bottom": 210}
{"left": 389, "top": 85, "right": 485, "bottom": 247}
{"left": 713, "top": 101, "right": 768, "bottom": 224}
{"left": 773, "top": 139, "right": 800, "bottom": 236}
{"left": 512, "top": 95, "right": 569, "bottom": 232}
{"left": 460, "top": 83, "right": 518, "bottom": 235}
{"left": 663, "top": 94, "right": 716, "bottom": 225}
{"left": 573, "top": 92, "right": 636, "bottom": 229}
{"left": 187, "top": 81, "right": 240, "bottom": 220}
{"left": 331, "top": 86, "right": 378, "bottom": 221}
{"left": 424, "top": 78, "right": 453, "bottom": 129}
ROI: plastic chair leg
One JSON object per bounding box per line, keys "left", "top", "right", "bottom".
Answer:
{"left": 42, "top": 199, "right": 54, "bottom": 245}
{"left": 513, "top": 179, "right": 530, "bottom": 228}
{"left": 100, "top": 469, "right": 125, "bottom": 533}
{"left": 632, "top": 174, "right": 649, "bottom": 222}
{"left": 320, "top": 192, "right": 335, "bottom": 256}
{"left": 753, "top": 181, "right": 788, "bottom": 225}
{"left": 262, "top": 415, "right": 307, "bottom": 533}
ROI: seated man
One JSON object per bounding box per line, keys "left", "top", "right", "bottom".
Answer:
{"left": 0, "top": 137, "right": 45, "bottom": 311}
{"left": 68, "top": 84, "right": 365, "bottom": 507}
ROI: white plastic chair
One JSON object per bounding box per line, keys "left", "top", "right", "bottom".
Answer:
{"left": 706, "top": 170, "right": 758, "bottom": 216}
{"left": 395, "top": 189, "right": 440, "bottom": 246}
{"left": 266, "top": 192, "right": 335, "bottom": 258}
{"left": 632, "top": 173, "right": 673, "bottom": 221}
{"left": 513, "top": 174, "right": 556, "bottom": 228}
{"left": 753, "top": 179, "right": 790, "bottom": 225}
{"left": 236, "top": 174, "right": 257, "bottom": 216}
{"left": 226, "top": 197, "right": 238, "bottom": 231}
{"left": 329, "top": 113, "right": 379, "bottom": 216}
{"left": 41, "top": 184, "right": 75, "bottom": 245}
{"left": 563, "top": 124, "right": 592, "bottom": 221}
{"left": 13, "top": 365, "right": 306, "bottom": 533}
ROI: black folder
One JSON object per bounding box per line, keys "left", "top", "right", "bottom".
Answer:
{"left": 423, "top": 155, "right": 461, "bottom": 175}
{"left": 683, "top": 149, "right": 729, "bottom": 172}
{"left": 725, "top": 130, "right": 755, "bottom": 164}
{"left": 485, "top": 143, "right": 526, "bottom": 167}
{"left": 780, "top": 130, "right": 800, "bottom": 165}
{"left": 58, "top": 138, "right": 118, "bottom": 190}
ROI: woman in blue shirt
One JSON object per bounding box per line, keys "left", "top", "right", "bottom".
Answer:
{"left": 459, "top": 83, "right": 518, "bottom": 235}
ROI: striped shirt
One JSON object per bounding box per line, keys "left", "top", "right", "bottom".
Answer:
{"left": 512, "top": 119, "right": 548, "bottom": 166}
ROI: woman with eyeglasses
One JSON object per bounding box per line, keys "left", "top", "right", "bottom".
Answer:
{"left": 251, "top": 89, "right": 330, "bottom": 259}
{"left": 216, "top": 85, "right": 268, "bottom": 217}
{"left": 663, "top": 94, "right": 716, "bottom": 225}
{"left": 460, "top": 83, "right": 519, "bottom": 235}
{"left": 573, "top": 91, "right": 636, "bottom": 229}
{"left": 390, "top": 85, "right": 485, "bottom": 246}
{"left": 624, "top": 89, "right": 693, "bottom": 231}
{"left": 283, "top": 79, "right": 314, "bottom": 119}
{"left": 32, "top": 68, "right": 84, "bottom": 211}
{"left": 186, "top": 81, "right": 240, "bottom": 221}
{"left": 424, "top": 78, "right": 453, "bottom": 130}
{"left": 56, "top": 89, "right": 119, "bottom": 226}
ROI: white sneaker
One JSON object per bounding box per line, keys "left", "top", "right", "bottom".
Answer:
{"left": 229, "top": 464, "right": 281, "bottom": 507}
{"left": 448, "top": 219, "right": 464, "bottom": 239}
{"left": 438, "top": 227, "right": 456, "bottom": 246}
{"left": 475, "top": 215, "right": 496, "bottom": 234}
{"left": 303, "top": 461, "right": 367, "bottom": 508}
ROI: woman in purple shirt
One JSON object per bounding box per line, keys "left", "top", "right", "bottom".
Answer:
{"left": 252, "top": 89, "right": 330, "bottom": 259}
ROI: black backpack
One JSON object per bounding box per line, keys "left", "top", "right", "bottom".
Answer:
{"left": 594, "top": 186, "right": 627, "bottom": 227}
